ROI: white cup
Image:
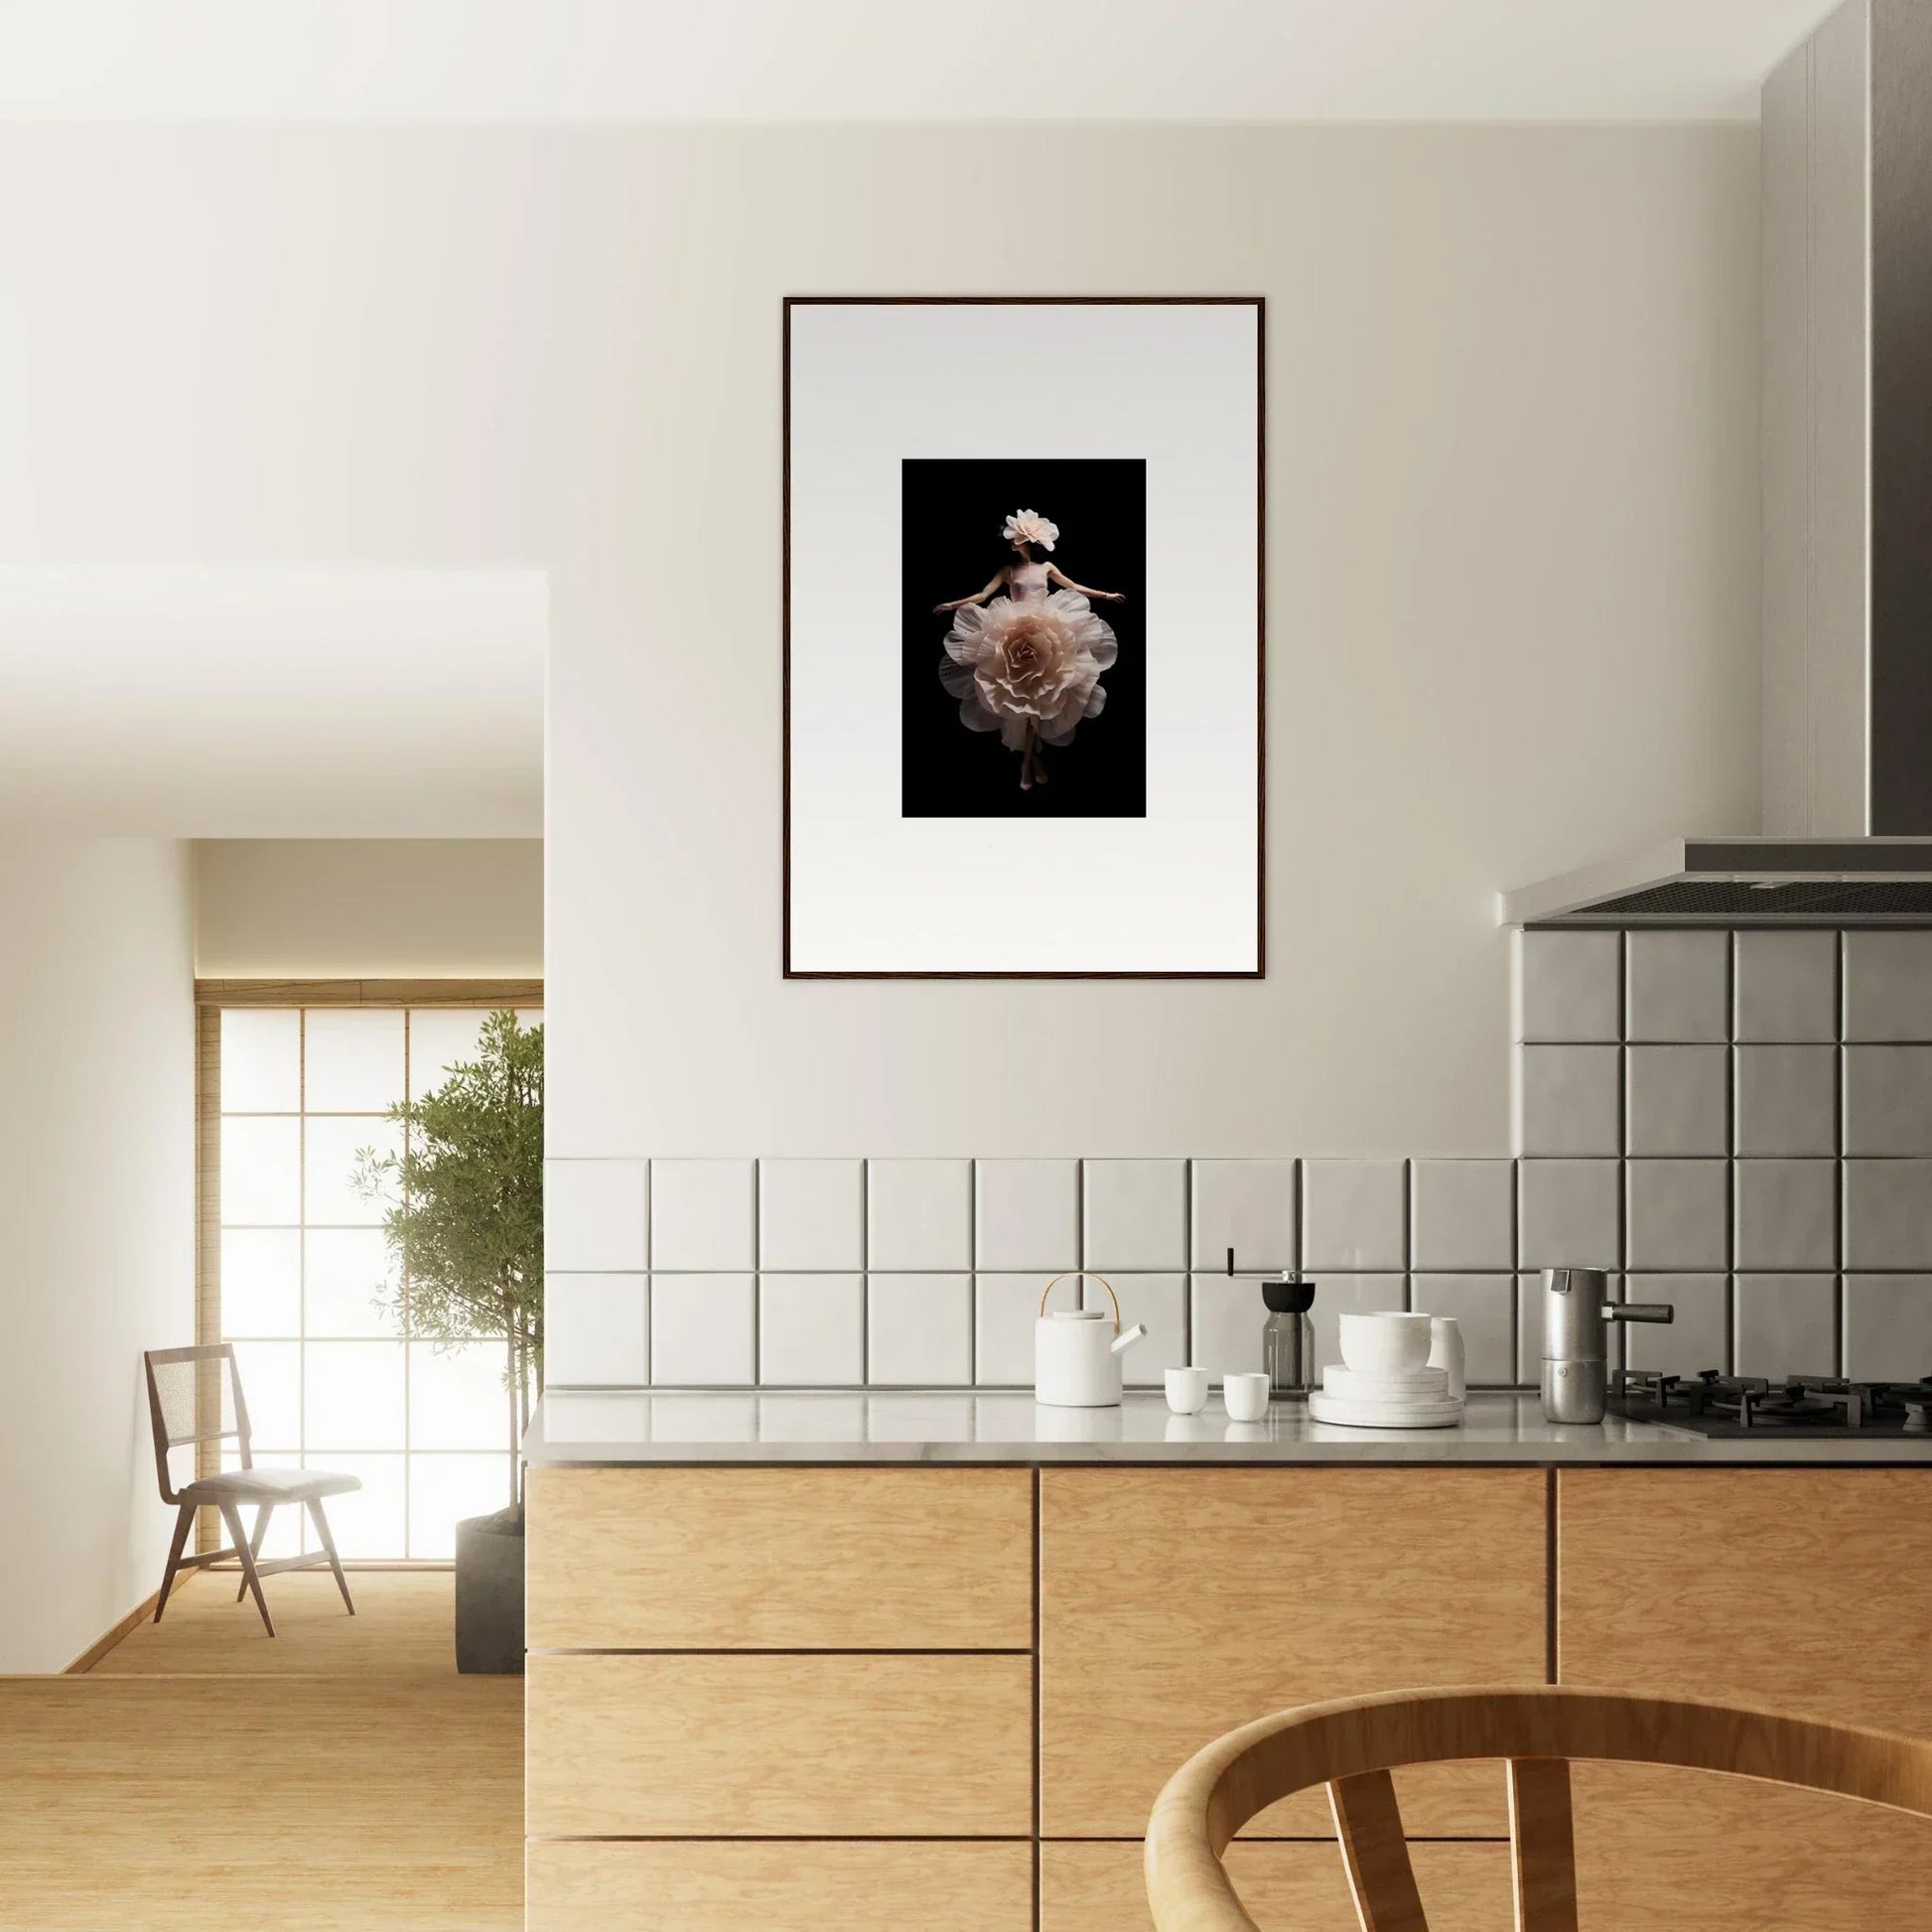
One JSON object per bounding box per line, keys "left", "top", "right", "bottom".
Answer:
{"left": 1222, "top": 1371, "right": 1271, "bottom": 1423}
{"left": 1165, "top": 1366, "right": 1210, "bottom": 1415}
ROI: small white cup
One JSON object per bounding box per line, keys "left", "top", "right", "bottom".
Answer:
{"left": 1165, "top": 1366, "right": 1210, "bottom": 1415}
{"left": 1222, "top": 1371, "right": 1271, "bottom": 1423}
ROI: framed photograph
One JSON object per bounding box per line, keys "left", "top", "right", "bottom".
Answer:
{"left": 784, "top": 297, "right": 1263, "bottom": 977}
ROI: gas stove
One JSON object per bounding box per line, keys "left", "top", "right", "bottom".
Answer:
{"left": 1610, "top": 1369, "right": 1932, "bottom": 1439}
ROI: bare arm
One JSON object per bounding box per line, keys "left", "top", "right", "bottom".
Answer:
{"left": 1046, "top": 563, "right": 1124, "bottom": 602}
{"left": 933, "top": 571, "right": 1007, "bottom": 615}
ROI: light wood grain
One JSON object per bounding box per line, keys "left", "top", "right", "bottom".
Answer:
{"left": 90, "top": 1568, "right": 459, "bottom": 1677}
{"left": 1330, "top": 1769, "right": 1426, "bottom": 1932}
{"left": 1506, "top": 1757, "right": 1577, "bottom": 1932}
{"left": 525, "top": 1652, "right": 1033, "bottom": 1837}
{"left": 526, "top": 1840, "right": 1034, "bottom": 1931}
{"left": 1141, "top": 1686, "right": 1932, "bottom": 1932}
{"left": 1041, "top": 1841, "right": 1512, "bottom": 1932}
{"left": 1572, "top": 1765, "right": 1932, "bottom": 1932}
{"left": 526, "top": 1465, "right": 1033, "bottom": 1650}
{"left": 1560, "top": 1468, "right": 1932, "bottom": 1926}
{"left": 0, "top": 1671, "right": 520, "bottom": 1928}
{"left": 1557, "top": 1469, "right": 1932, "bottom": 1727}
{"left": 1039, "top": 1468, "right": 1546, "bottom": 1837}
{"left": 196, "top": 977, "right": 543, "bottom": 1006}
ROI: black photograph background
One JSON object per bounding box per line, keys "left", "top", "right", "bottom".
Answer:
{"left": 900, "top": 458, "right": 1147, "bottom": 818}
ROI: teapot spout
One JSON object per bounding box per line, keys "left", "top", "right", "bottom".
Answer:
{"left": 1111, "top": 1321, "right": 1149, "bottom": 1356}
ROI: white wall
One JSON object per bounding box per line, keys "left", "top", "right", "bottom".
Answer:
{"left": 0, "top": 840, "right": 195, "bottom": 1672}
{"left": 195, "top": 839, "right": 544, "bottom": 977}
{"left": 0, "top": 124, "right": 1760, "bottom": 1160}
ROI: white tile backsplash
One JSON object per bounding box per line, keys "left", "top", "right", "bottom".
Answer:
{"left": 758, "top": 1160, "right": 865, "bottom": 1271}
{"left": 866, "top": 1274, "right": 972, "bottom": 1386}
{"left": 973, "top": 1274, "right": 1049, "bottom": 1386}
{"left": 1188, "top": 1273, "right": 1265, "bottom": 1376}
{"left": 1189, "top": 1159, "right": 1297, "bottom": 1271}
{"left": 866, "top": 1159, "right": 972, "bottom": 1271}
{"left": 1082, "top": 1272, "right": 1185, "bottom": 1386}
{"left": 1410, "top": 1160, "right": 1514, "bottom": 1271}
{"left": 545, "top": 1274, "right": 647, "bottom": 1385}
{"left": 544, "top": 1159, "right": 647, "bottom": 1273}
{"left": 553, "top": 934, "right": 1932, "bottom": 1391}
{"left": 757, "top": 1273, "right": 864, "bottom": 1386}
{"left": 1301, "top": 1160, "right": 1406, "bottom": 1270}
{"left": 1082, "top": 1160, "right": 1186, "bottom": 1272}
{"left": 1411, "top": 1274, "right": 1514, "bottom": 1386}
{"left": 650, "top": 1274, "right": 755, "bottom": 1384}
{"left": 974, "top": 1159, "right": 1079, "bottom": 1272}
{"left": 650, "top": 1160, "right": 756, "bottom": 1271}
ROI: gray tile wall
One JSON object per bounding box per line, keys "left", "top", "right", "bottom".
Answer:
{"left": 1514, "top": 927, "right": 1932, "bottom": 1382}
{"left": 543, "top": 928, "right": 1932, "bottom": 1392}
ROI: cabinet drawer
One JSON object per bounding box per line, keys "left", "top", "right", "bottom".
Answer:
{"left": 1041, "top": 1840, "right": 1512, "bottom": 1932}
{"left": 527, "top": 1841, "right": 1034, "bottom": 1931}
{"left": 1039, "top": 1468, "right": 1547, "bottom": 1838}
{"left": 526, "top": 1466, "right": 1033, "bottom": 1649}
{"left": 526, "top": 1653, "right": 1033, "bottom": 1837}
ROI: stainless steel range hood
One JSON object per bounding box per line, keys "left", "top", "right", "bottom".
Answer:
{"left": 1501, "top": 0, "right": 1932, "bottom": 929}
{"left": 1500, "top": 839, "right": 1932, "bottom": 927}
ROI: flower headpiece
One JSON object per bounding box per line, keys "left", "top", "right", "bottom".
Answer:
{"left": 1002, "top": 508, "right": 1058, "bottom": 553}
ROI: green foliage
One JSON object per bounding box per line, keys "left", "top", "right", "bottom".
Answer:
{"left": 353, "top": 1011, "right": 544, "bottom": 1438}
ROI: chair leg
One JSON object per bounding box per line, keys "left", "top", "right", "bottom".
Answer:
{"left": 153, "top": 1501, "right": 196, "bottom": 1624}
{"left": 219, "top": 1500, "right": 276, "bottom": 1637}
{"left": 236, "top": 1502, "right": 273, "bottom": 1602}
{"left": 307, "top": 1496, "right": 355, "bottom": 1615}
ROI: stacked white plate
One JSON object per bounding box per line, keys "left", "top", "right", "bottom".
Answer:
{"left": 1307, "top": 1312, "right": 1465, "bottom": 1429}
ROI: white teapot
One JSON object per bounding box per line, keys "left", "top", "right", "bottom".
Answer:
{"left": 1035, "top": 1273, "right": 1147, "bottom": 1408}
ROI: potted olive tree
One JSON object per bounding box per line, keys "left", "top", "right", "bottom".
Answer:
{"left": 355, "top": 1010, "right": 542, "bottom": 1674}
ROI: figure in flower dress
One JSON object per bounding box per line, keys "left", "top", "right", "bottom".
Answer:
{"left": 931, "top": 509, "right": 1126, "bottom": 790}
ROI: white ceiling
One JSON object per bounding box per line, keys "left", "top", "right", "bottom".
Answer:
{"left": 0, "top": 568, "right": 545, "bottom": 837}
{"left": 0, "top": 0, "right": 1838, "bottom": 124}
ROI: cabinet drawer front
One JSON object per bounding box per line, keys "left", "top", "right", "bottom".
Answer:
{"left": 526, "top": 1466, "right": 1033, "bottom": 1650}
{"left": 1041, "top": 1840, "right": 1512, "bottom": 1932}
{"left": 1558, "top": 1469, "right": 1932, "bottom": 1728}
{"left": 1039, "top": 1468, "right": 1547, "bottom": 1837}
{"left": 527, "top": 1841, "right": 1034, "bottom": 1931}
{"left": 526, "top": 1653, "right": 1033, "bottom": 1837}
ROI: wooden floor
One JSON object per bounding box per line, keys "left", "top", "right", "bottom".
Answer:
{"left": 0, "top": 1572, "right": 523, "bottom": 1930}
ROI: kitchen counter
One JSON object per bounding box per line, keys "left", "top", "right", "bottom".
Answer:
{"left": 524, "top": 1388, "right": 1932, "bottom": 1464}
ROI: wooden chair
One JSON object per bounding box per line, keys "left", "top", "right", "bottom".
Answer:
{"left": 143, "top": 1344, "right": 362, "bottom": 1638}
{"left": 1144, "top": 1684, "right": 1932, "bottom": 1931}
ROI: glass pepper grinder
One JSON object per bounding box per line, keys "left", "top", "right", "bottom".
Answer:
{"left": 1262, "top": 1276, "right": 1317, "bottom": 1400}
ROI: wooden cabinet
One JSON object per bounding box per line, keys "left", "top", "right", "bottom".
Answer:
{"left": 1040, "top": 1841, "right": 1512, "bottom": 1932}
{"left": 525, "top": 1652, "right": 1033, "bottom": 1837}
{"left": 527, "top": 1842, "right": 1035, "bottom": 1932}
{"left": 1039, "top": 1468, "right": 1548, "bottom": 1838}
{"left": 526, "top": 1465, "right": 1032, "bottom": 1649}
{"left": 1558, "top": 1469, "right": 1932, "bottom": 1929}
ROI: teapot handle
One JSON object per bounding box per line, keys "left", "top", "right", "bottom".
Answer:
{"left": 1039, "top": 1271, "right": 1122, "bottom": 1333}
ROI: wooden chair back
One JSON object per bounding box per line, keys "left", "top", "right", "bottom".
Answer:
{"left": 143, "top": 1343, "right": 253, "bottom": 1505}
{"left": 1144, "top": 1684, "right": 1932, "bottom": 1932}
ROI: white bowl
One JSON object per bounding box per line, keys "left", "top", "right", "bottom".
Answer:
{"left": 1337, "top": 1311, "right": 1435, "bottom": 1378}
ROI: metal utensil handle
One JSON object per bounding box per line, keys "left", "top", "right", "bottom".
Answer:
{"left": 1038, "top": 1272, "right": 1122, "bottom": 1334}
{"left": 1607, "top": 1302, "right": 1674, "bottom": 1323}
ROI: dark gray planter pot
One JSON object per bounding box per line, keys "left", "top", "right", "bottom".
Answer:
{"left": 455, "top": 1505, "right": 525, "bottom": 1675}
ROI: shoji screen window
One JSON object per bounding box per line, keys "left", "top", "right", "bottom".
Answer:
{"left": 215, "top": 1003, "right": 537, "bottom": 1560}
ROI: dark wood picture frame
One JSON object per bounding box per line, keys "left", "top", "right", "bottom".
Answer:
{"left": 782, "top": 295, "right": 1266, "bottom": 980}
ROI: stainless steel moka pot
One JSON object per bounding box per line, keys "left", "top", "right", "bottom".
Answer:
{"left": 1541, "top": 1267, "right": 1673, "bottom": 1424}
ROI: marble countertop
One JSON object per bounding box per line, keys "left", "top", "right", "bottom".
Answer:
{"left": 523, "top": 1389, "right": 1932, "bottom": 1465}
